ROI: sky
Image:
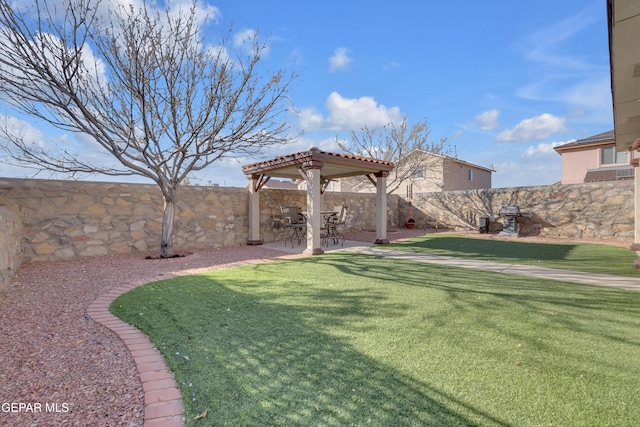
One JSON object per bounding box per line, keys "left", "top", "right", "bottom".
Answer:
{"left": 0, "top": 0, "right": 613, "bottom": 189}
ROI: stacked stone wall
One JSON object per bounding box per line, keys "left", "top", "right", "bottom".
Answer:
{"left": 0, "top": 178, "right": 397, "bottom": 263}
{"left": 0, "top": 178, "right": 634, "bottom": 272}
{"left": 401, "top": 181, "right": 634, "bottom": 242}
{"left": 0, "top": 179, "right": 254, "bottom": 262}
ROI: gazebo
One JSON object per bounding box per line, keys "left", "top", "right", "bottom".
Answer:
{"left": 242, "top": 147, "right": 394, "bottom": 255}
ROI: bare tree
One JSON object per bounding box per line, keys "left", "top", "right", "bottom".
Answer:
{"left": 339, "top": 117, "right": 449, "bottom": 194}
{"left": 0, "top": 0, "right": 296, "bottom": 257}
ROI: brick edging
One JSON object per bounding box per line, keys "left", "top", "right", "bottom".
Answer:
{"left": 87, "top": 284, "right": 185, "bottom": 427}
{"left": 84, "top": 255, "right": 303, "bottom": 426}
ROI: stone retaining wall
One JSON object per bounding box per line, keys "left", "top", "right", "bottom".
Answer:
{"left": 0, "top": 178, "right": 397, "bottom": 263}
{"left": 0, "top": 206, "right": 22, "bottom": 291}
{"left": 0, "top": 178, "right": 634, "bottom": 273}
{"left": 401, "top": 181, "right": 634, "bottom": 242}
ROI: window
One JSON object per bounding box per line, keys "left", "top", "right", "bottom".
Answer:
{"left": 601, "top": 146, "right": 627, "bottom": 165}
{"left": 406, "top": 183, "right": 413, "bottom": 199}
{"left": 468, "top": 169, "right": 474, "bottom": 181}
{"left": 411, "top": 168, "right": 424, "bottom": 178}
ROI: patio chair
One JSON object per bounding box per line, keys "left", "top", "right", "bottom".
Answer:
{"left": 320, "top": 211, "right": 335, "bottom": 247}
{"left": 323, "top": 204, "right": 348, "bottom": 246}
{"left": 281, "top": 206, "right": 306, "bottom": 247}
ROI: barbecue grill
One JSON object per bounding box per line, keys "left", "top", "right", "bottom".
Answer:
{"left": 499, "top": 206, "right": 520, "bottom": 236}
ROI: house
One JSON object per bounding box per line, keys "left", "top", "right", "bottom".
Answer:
{"left": 607, "top": 0, "right": 640, "bottom": 265}
{"left": 260, "top": 178, "right": 301, "bottom": 190}
{"left": 340, "top": 150, "right": 493, "bottom": 197}
{"left": 402, "top": 151, "right": 493, "bottom": 195}
{"left": 553, "top": 130, "right": 635, "bottom": 184}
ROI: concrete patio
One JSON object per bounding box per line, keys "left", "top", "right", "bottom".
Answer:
{"left": 263, "top": 239, "right": 371, "bottom": 254}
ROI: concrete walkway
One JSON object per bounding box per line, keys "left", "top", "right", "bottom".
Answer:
{"left": 350, "top": 246, "right": 640, "bottom": 291}
{"left": 265, "top": 240, "right": 640, "bottom": 291}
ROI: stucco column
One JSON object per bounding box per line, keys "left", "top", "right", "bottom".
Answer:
{"left": 304, "top": 167, "right": 324, "bottom": 255}
{"left": 374, "top": 171, "right": 389, "bottom": 244}
{"left": 630, "top": 154, "right": 640, "bottom": 267}
{"left": 247, "top": 175, "right": 262, "bottom": 245}
{"left": 630, "top": 140, "right": 640, "bottom": 268}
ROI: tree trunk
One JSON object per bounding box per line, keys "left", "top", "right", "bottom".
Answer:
{"left": 160, "top": 196, "right": 175, "bottom": 258}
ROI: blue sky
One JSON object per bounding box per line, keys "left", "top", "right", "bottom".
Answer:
{"left": 0, "top": 0, "right": 613, "bottom": 188}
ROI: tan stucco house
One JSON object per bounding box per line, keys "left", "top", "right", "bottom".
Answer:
{"left": 554, "top": 130, "right": 635, "bottom": 184}
{"left": 338, "top": 150, "right": 492, "bottom": 196}
{"left": 391, "top": 150, "right": 493, "bottom": 198}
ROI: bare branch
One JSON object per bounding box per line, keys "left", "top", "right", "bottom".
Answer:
{"left": 0, "top": 0, "right": 296, "bottom": 256}
{"left": 341, "top": 116, "right": 450, "bottom": 194}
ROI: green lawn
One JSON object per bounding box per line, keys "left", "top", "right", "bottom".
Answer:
{"left": 387, "top": 233, "right": 640, "bottom": 277}
{"left": 111, "top": 251, "right": 640, "bottom": 426}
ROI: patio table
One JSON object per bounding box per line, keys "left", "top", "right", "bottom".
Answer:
{"left": 300, "top": 211, "right": 339, "bottom": 246}
{"left": 300, "top": 211, "right": 338, "bottom": 225}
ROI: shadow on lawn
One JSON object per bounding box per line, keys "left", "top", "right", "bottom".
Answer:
{"left": 303, "top": 253, "right": 640, "bottom": 351}
{"left": 113, "top": 253, "right": 640, "bottom": 426}
{"left": 390, "top": 235, "right": 577, "bottom": 262}
{"left": 113, "top": 272, "right": 511, "bottom": 427}
{"left": 328, "top": 253, "right": 640, "bottom": 324}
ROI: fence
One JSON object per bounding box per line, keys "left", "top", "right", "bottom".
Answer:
{"left": 0, "top": 177, "right": 634, "bottom": 290}
{"left": 400, "top": 181, "right": 634, "bottom": 241}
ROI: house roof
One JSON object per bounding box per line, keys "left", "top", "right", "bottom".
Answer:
{"left": 554, "top": 130, "right": 615, "bottom": 153}
{"left": 410, "top": 149, "right": 494, "bottom": 173}
{"left": 262, "top": 179, "right": 300, "bottom": 190}
{"left": 446, "top": 156, "right": 494, "bottom": 173}
{"left": 241, "top": 147, "right": 394, "bottom": 180}
{"left": 608, "top": 0, "right": 640, "bottom": 151}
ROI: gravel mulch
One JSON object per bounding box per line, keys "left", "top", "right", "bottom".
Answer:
{"left": 0, "top": 245, "right": 299, "bottom": 427}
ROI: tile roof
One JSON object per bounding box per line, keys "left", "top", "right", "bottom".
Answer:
{"left": 554, "top": 130, "right": 615, "bottom": 151}
{"left": 241, "top": 147, "right": 394, "bottom": 177}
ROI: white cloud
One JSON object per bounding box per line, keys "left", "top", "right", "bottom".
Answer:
{"left": 492, "top": 158, "right": 561, "bottom": 188}
{"left": 496, "top": 113, "right": 567, "bottom": 142}
{"left": 325, "top": 92, "right": 402, "bottom": 131}
{"left": 510, "top": 5, "right": 611, "bottom": 129}
{"left": 0, "top": 115, "right": 46, "bottom": 150}
{"left": 170, "top": 0, "right": 221, "bottom": 26}
{"left": 298, "top": 107, "right": 325, "bottom": 132}
{"left": 450, "top": 129, "right": 464, "bottom": 140}
{"left": 561, "top": 77, "right": 613, "bottom": 123}
{"left": 474, "top": 109, "right": 500, "bottom": 130}
{"left": 490, "top": 143, "right": 565, "bottom": 187}
{"left": 329, "top": 47, "right": 352, "bottom": 72}
{"left": 516, "top": 6, "right": 599, "bottom": 71}
{"left": 314, "top": 136, "right": 344, "bottom": 152}
{"left": 491, "top": 140, "right": 575, "bottom": 187}
{"left": 516, "top": 74, "right": 611, "bottom": 109}
{"left": 231, "top": 28, "right": 271, "bottom": 57}
{"left": 107, "top": 0, "right": 221, "bottom": 28}
{"left": 325, "top": 92, "right": 401, "bottom": 130}
{"left": 523, "top": 140, "right": 570, "bottom": 157}
{"left": 297, "top": 92, "right": 403, "bottom": 132}
{"left": 233, "top": 28, "right": 257, "bottom": 46}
